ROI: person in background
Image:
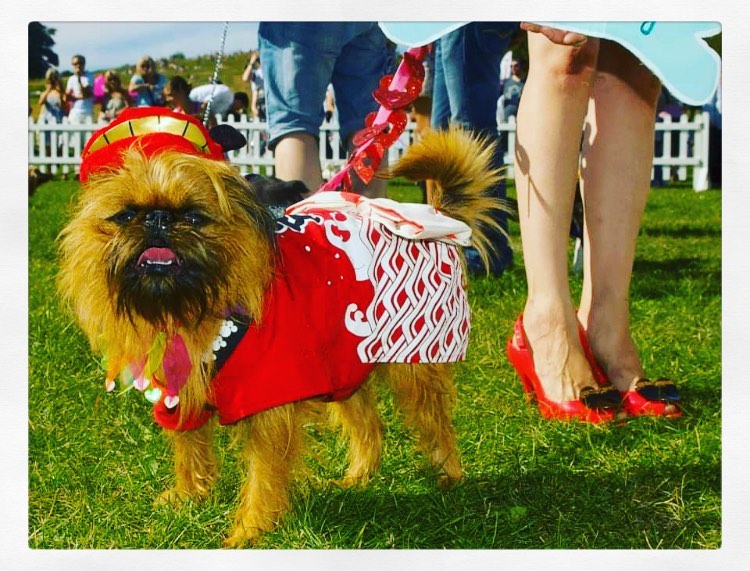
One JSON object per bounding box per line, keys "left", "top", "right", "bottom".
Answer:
{"left": 228, "top": 91, "right": 250, "bottom": 121}
{"left": 703, "top": 78, "right": 721, "bottom": 188}
{"left": 38, "top": 66, "right": 66, "bottom": 154}
{"left": 507, "top": 23, "right": 682, "bottom": 422}
{"left": 259, "top": 22, "right": 392, "bottom": 197}
{"left": 163, "top": 76, "right": 200, "bottom": 118}
{"left": 502, "top": 57, "right": 526, "bottom": 119}
{"left": 128, "top": 56, "right": 167, "bottom": 107}
{"left": 407, "top": 42, "right": 434, "bottom": 143}
{"left": 65, "top": 54, "right": 94, "bottom": 123}
{"left": 38, "top": 66, "right": 66, "bottom": 123}
{"left": 98, "top": 70, "right": 132, "bottom": 122}
{"left": 431, "top": 22, "right": 519, "bottom": 275}
{"left": 653, "top": 87, "right": 684, "bottom": 187}
{"left": 242, "top": 51, "right": 266, "bottom": 122}
{"left": 189, "top": 81, "right": 234, "bottom": 123}
{"left": 497, "top": 54, "right": 526, "bottom": 179}
{"left": 228, "top": 89, "right": 267, "bottom": 155}
{"left": 406, "top": 44, "right": 435, "bottom": 202}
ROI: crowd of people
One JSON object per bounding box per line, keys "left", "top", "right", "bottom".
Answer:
{"left": 36, "top": 38, "right": 525, "bottom": 194}
{"left": 36, "top": 51, "right": 265, "bottom": 128}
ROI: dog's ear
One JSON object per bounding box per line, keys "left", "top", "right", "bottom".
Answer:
{"left": 209, "top": 124, "right": 247, "bottom": 153}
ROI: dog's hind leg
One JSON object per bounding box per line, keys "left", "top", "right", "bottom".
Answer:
{"left": 385, "top": 363, "right": 463, "bottom": 488}
{"left": 155, "top": 422, "right": 219, "bottom": 506}
{"left": 225, "top": 403, "right": 304, "bottom": 548}
{"left": 329, "top": 380, "right": 384, "bottom": 488}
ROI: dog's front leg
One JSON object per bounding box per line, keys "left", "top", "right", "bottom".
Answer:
{"left": 225, "top": 404, "right": 303, "bottom": 548}
{"left": 155, "top": 421, "right": 218, "bottom": 506}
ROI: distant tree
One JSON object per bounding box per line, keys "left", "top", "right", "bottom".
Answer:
{"left": 29, "top": 22, "right": 59, "bottom": 79}
{"left": 170, "top": 52, "right": 186, "bottom": 60}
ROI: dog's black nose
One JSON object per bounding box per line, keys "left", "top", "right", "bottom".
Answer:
{"left": 145, "top": 210, "right": 174, "bottom": 230}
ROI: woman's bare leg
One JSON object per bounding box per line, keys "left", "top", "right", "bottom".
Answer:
{"left": 512, "top": 32, "right": 601, "bottom": 402}
{"left": 576, "top": 41, "right": 675, "bottom": 412}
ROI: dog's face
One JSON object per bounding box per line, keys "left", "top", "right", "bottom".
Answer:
{"left": 59, "top": 148, "right": 275, "bottom": 332}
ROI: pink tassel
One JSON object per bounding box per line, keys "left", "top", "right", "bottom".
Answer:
{"left": 163, "top": 334, "right": 192, "bottom": 397}
{"left": 130, "top": 357, "right": 149, "bottom": 391}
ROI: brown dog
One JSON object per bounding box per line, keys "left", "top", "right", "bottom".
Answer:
{"left": 28, "top": 166, "right": 53, "bottom": 196}
{"left": 58, "top": 108, "right": 505, "bottom": 546}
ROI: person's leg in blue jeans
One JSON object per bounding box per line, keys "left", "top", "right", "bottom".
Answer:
{"left": 430, "top": 40, "right": 450, "bottom": 130}
{"left": 259, "top": 22, "right": 389, "bottom": 195}
{"left": 431, "top": 22, "right": 518, "bottom": 274}
{"left": 331, "top": 23, "right": 392, "bottom": 197}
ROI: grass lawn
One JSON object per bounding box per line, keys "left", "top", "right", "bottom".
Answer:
{"left": 28, "top": 176, "right": 721, "bottom": 549}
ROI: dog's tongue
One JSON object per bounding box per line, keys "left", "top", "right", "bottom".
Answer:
{"left": 138, "top": 247, "right": 178, "bottom": 266}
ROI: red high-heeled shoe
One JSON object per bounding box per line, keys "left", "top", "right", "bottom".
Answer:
{"left": 577, "top": 325, "right": 683, "bottom": 418}
{"left": 621, "top": 378, "right": 683, "bottom": 417}
{"left": 577, "top": 323, "right": 608, "bottom": 386}
{"left": 506, "top": 314, "right": 619, "bottom": 422}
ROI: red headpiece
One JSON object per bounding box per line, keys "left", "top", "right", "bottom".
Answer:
{"left": 79, "top": 107, "right": 226, "bottom": 182}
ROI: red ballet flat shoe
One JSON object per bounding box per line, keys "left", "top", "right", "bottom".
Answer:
{"left": 577, "top": 326, "right": 683, "bottom": 418}
{"left": 506, "top": 315, "right": 620, "bottom": 423}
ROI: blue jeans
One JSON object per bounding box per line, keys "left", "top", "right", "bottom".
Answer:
{"left": 432, "top": 22, "right": 518, "bottom": 272}
{"left": 259, "top": 22, "right": 391, "bottom": 151}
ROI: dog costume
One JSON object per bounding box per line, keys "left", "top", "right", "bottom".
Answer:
{"left": 81, "top": 108, "right": 474, "bottom": 431}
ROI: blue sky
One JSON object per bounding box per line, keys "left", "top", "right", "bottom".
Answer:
{"left": 42, "top": 22, "right": 260, "bottom": 73}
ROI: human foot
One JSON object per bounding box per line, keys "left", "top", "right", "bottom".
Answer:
{"left": 507, "top": 311, "right": 619, "bottom": 422}
{"left": 577, "top": 312, "right": 682, "bottom": 417}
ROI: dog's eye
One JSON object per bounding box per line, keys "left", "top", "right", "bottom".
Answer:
{"left": 108, "top": 209, "right": 137, "bottom": 225}
{"left": 183, "top": 210, "right": 208, "bottom": 226}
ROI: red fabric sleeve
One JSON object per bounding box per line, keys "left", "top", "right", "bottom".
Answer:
{"left": 152, "top": 400, "right": 213, "bottom": 432}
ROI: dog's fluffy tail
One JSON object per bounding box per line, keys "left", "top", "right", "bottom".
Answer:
{"left": 387, "top": 126, "right": 510, "bottom": 270}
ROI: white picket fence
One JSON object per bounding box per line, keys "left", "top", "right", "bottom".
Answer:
{"left": 28, "top": 112, "right": 712, "bottom": 190}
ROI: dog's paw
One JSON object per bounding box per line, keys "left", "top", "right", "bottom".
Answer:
{"left": 332, "top": 473, "right": 371, "bottom": 489}
{"left": 431, "top": 452, "right": 463, "bottom": 490}
{"left": 223, "top": 525, "right": 263, "bottom": 548}
{"left": 436, "top": 472, "right": 462, "bottom": 490}
{"left": 154, "top": 487, "right": 190, "bottom": 508}
{"left": 435, "top": 457, "right": 463, "bottom": 490}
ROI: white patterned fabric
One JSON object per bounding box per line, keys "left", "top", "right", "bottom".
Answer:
{"left": 353, "top": 215, "right": 469, "bottom": 362}
{"left": 287, "top": 192, "right": 471, "bottom": 363}
{"left": 287, "top": 191, "right": 473, "bottom": 246}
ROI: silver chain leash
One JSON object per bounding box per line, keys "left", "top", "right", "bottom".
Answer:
{"left": 203, "top": 21, "right": 230, "bottom": 127}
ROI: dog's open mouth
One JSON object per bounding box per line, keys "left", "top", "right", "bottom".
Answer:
{"left": 136, "top": 247, "right": 183, "bottom": 274}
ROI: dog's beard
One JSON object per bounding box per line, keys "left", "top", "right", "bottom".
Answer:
{"left": 109, "top": 230, "right": 229, "bottom": 327}
{"left": 59, "top": 148, "right": 277, "bottom": 358}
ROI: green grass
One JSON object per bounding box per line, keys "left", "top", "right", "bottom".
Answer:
{"left": 28, "top": 177, "right": 721, "bottom": 549}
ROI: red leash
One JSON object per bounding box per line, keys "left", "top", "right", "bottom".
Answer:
{"left": 318, "top": 45, "right": 431, "bottom": 193}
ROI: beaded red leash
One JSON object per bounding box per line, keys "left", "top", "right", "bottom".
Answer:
{"left": 318, "top": 45, "right": 431, "bottom": 193}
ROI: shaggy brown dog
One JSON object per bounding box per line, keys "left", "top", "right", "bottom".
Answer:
{"left": 58, "top": 117, "right": 505, "bottom": 546}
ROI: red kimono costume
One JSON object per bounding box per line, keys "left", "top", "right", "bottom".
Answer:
{"left": 153, "top": 193, "right": 472, "bottom": 430}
